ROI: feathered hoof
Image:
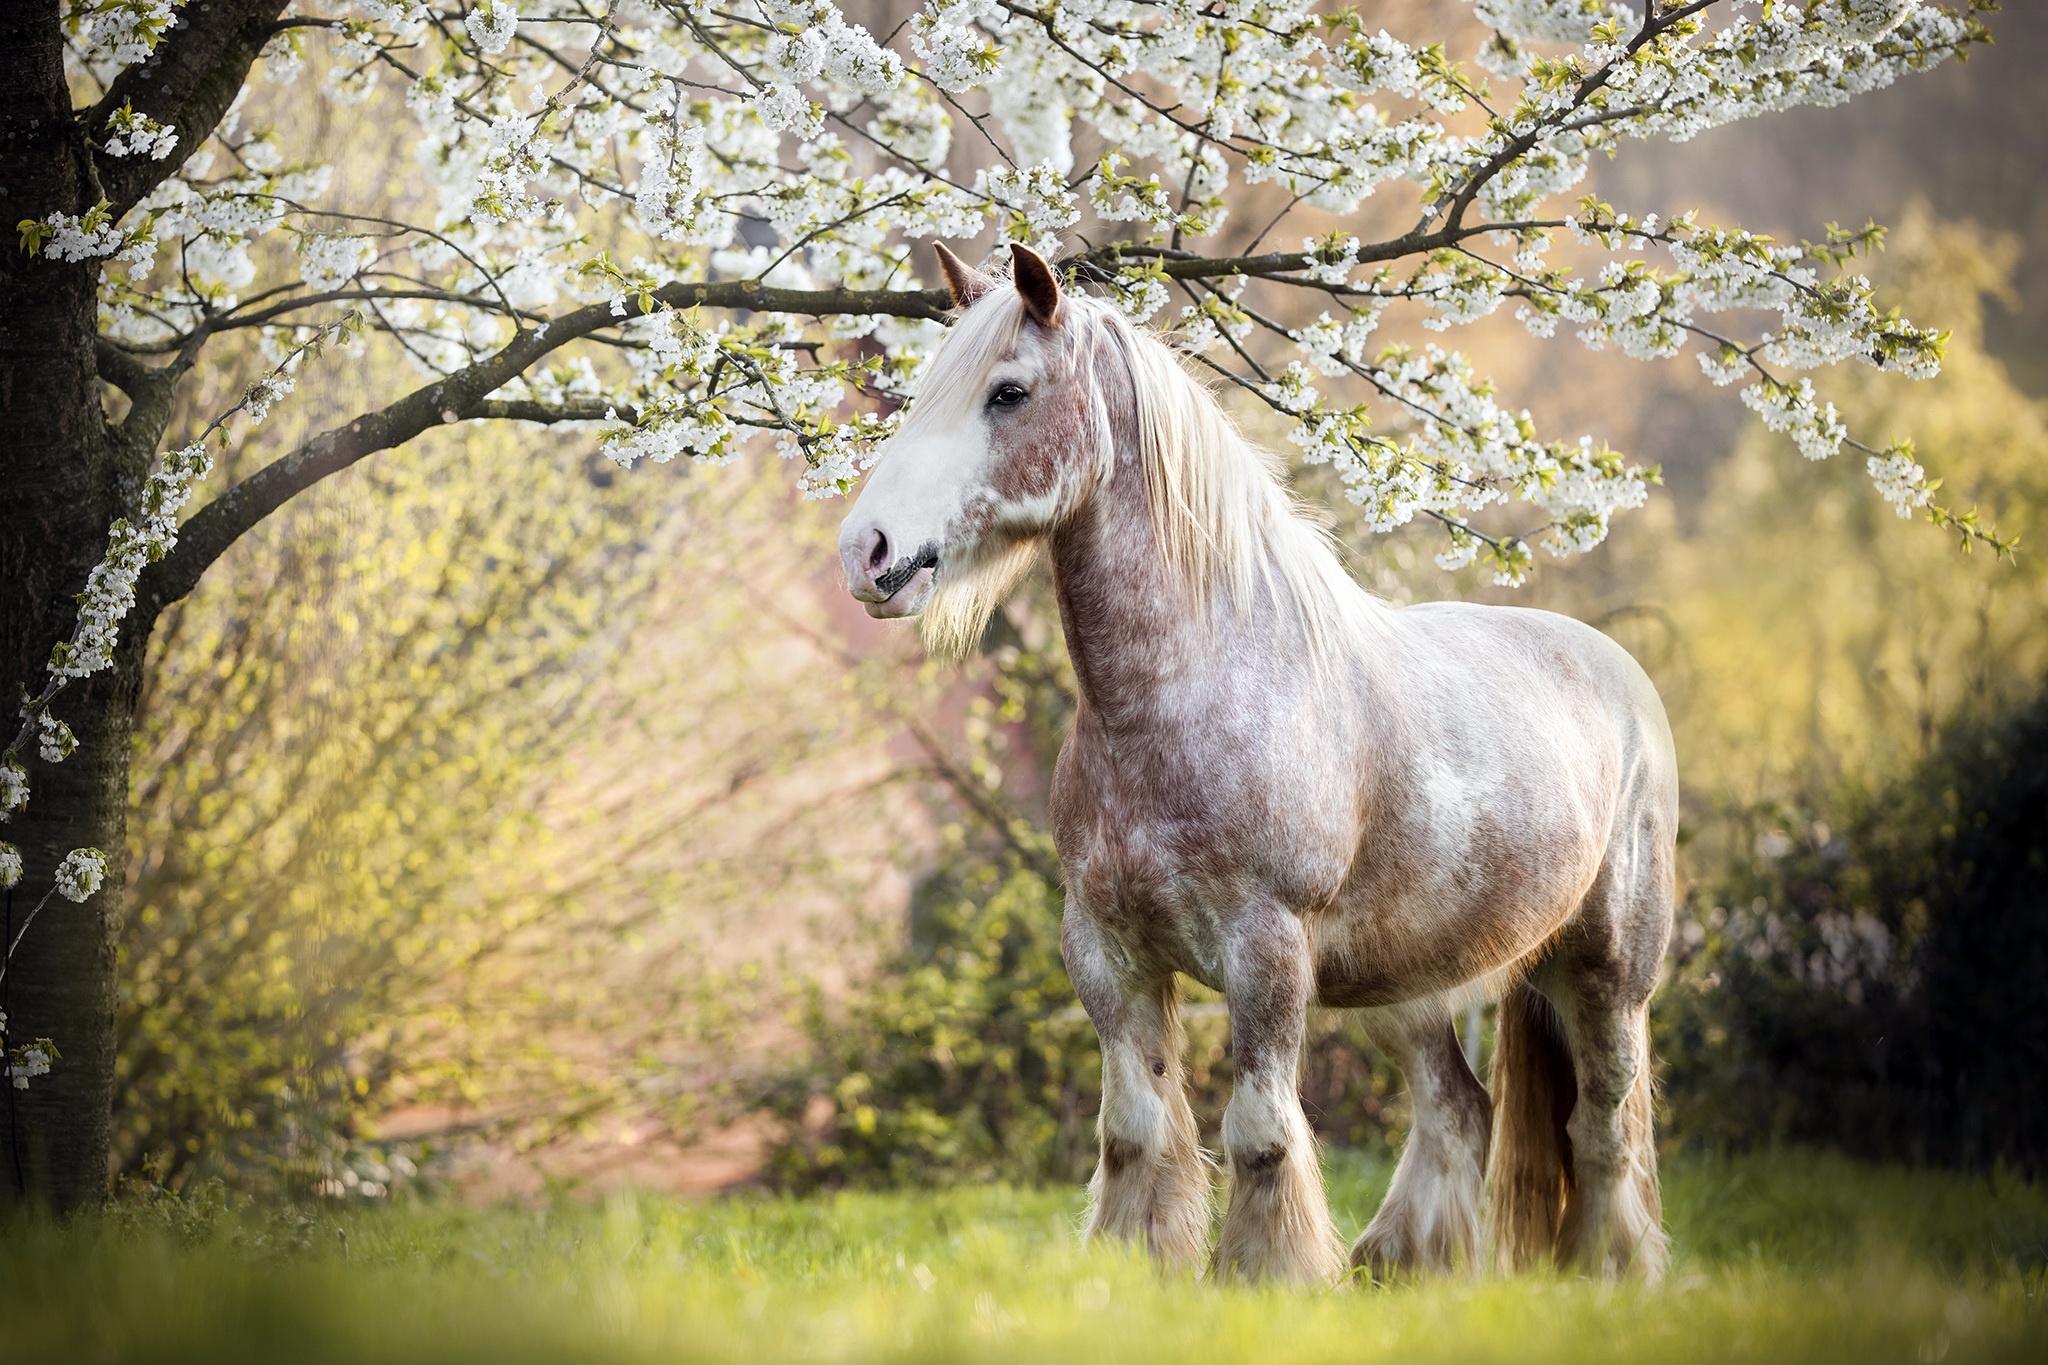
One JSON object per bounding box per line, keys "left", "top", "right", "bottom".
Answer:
{"left": 1348, "top": 1189, "right": 1482, "bottom": 1284}
{"left": 1084, "top": 1144, "right": 1214, "bottom": 1275}
{"left": 1212, "top": 1146, "right": 1345, "bottom": 1287}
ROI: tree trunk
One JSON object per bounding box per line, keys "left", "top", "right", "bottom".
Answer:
{"left": 0, "top": 1, "right": 139, "bottom": 1212}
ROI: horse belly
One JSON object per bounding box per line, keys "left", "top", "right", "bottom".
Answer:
{"left": 1309, "top": 810, "right": 1609, "bottom": 1009}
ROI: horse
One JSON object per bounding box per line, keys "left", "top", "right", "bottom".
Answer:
{"left": 836, "top": 242, "right": 1677, "bottom": 1286}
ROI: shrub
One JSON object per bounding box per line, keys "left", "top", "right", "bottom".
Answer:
{"left": 1658, "top": 689, "right": 2048, "bottom": 1172}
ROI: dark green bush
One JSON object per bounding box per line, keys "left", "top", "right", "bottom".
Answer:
{"left": 1658, "top": 689, "right": 2048, "bottom": 1171}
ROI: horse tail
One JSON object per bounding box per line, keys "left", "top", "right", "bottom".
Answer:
{"left": 1485, "top": 977, "right": 1576, "bottom": 1272}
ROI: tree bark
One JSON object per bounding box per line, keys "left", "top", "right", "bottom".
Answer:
{"left": 0, "top": 1, "right": 135, "bottom": 1212}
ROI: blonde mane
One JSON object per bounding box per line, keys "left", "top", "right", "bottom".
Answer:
{"left": 1093, "top": 305, "right": 1365, "bottom": 648}
{"left": 915, "top": 289, "right": 1374, "bottom": 661}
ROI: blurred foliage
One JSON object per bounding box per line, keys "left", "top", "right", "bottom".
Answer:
{"left": 117, "top": 396, "right": 895, "bottom": 1198}
{"left": 119, "top": 421, "right": 676, "bottom": 1195}
{"left": 1657, "top": 688, "right": 2048, "bottom": 1172}
{"left": 1641, "top": 208, "right": 2046, "bottom": 813}
{"left": 1634, "top": 211, "right": 2048, "bottom": 1170}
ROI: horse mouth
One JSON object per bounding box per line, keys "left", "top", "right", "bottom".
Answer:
{"left": 864, "top": 543, "right": 939, "bottom": 618}
{"left": 865, "top": 565, "right": 934, "bottom": 618}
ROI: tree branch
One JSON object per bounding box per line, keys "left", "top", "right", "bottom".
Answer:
{"left": 139, "top": 278, "right": 951, "bottom": 617}
{"left": 85, "top": 0, "right": 291, "bottom": 221}
{"left": 474, "top": 398, "right": 636, "bottom": 424}
{"left": 92, "top": 337, "right": 158, "bottom": 398}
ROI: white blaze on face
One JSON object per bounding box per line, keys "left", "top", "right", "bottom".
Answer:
{"left": 836, "top": 290, "right": 1035, "bottom": 621}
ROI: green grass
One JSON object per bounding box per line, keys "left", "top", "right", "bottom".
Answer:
{"left": 3, "top": 1151, "right": 2044, "bottom": 1363}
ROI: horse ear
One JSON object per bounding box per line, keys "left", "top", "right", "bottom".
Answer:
{"left": 1010, "top": 243, "right": 1063, "bottom": 328}
{"left": 933, "top": 242, "right": 998, "bottom": 310}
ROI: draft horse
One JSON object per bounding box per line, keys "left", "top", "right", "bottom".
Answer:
{"left": 838, "top": 244, "right": 1676, "bottom": 1285}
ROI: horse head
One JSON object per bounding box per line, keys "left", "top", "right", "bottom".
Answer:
{"left": 838, "top": 243, "right": 1109, "bottom": 656}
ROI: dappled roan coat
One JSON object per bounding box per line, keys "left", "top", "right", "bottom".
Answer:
{"left": 838, "top": 244, "right": 1676, "bottom": 1285}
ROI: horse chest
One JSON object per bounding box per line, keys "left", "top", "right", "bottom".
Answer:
{"left": 1054, "top": 738, "right": 1350, "bottom": 989}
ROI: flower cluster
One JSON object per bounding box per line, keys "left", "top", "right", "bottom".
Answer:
{"left": 40, "top": 0, "right": 1992, "bottom": 609}
{"left": 297, "top": 234, "right": 377, "bottom": 290}
{"left": 54, "top": 849, "right": 108, "bottom": 905}
{"left": 9, "top": 1043, "right": 54, "bottom": 1092}
{"left": 1867, "top": 441, "right": 1937, "bottom": 518}
{"left": 464, "top": 0, "right": 519, "bottom": 55}
{"left": 100, "top": 101, "right": 179, "bottom": 160}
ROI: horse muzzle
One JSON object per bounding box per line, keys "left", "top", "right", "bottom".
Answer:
{"left": 839, "top": 523, "right": 939, "bottom": 617}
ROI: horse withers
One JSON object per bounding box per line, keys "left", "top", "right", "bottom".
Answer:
{"left": 837, "top": 243, "right": 1677, "bottom": 1286}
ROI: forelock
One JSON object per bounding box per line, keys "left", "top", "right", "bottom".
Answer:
{"left": 901, "top": 289, "right": 1027, "bottom": 434}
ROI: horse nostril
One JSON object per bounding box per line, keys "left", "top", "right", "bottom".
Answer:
{"left": 867, "top": 529, "right": 891, "bottom": 574}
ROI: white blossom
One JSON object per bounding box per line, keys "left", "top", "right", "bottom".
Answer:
{"left": 913, "top": 6, "right": 1001, "bottom": 91}
{"left": 54, "top": 849, "right": 107, "bottom": 904}
{"left": 10, "top": 1046, "right": 52, "bottom": 1091}
{"left": 100, "top": 103, "right": 178, "bottom": 160}
{"left": 463, "top": 1, "right": 518, "bottom": 56}
{"left": 297, "top": 235, "right": 377, "bottom": 290}
{"left": 1867, "top": 445, "right": 1935, "bottom": 518}
{"left": 34, "top": 210, "right": 126, "bottom": 263}
{"left": 1742, "top": 377, "right": 1847, "bottom": 461}
{"left": 37, "top": 714, "right": 77, "bottom": 764}
{"left": 753, "top": 83, "right": 823, "bottom": 139}
{"left": 76, "top": 0, "right": 177, "bottom": 70}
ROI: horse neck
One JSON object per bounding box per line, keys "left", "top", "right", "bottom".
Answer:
{"left": 1049, "top": 431, "right": 1274, "bottom": 729}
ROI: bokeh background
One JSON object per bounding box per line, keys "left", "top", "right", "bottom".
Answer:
{"left": 115, "top": 1, "right": 2048, "bottom": 1203}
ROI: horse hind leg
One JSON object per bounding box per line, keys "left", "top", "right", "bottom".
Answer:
{"left": 1544, "top": 802, "right": 1674, "bottom": 1281}
{"left": 1065, "top": 912, "right": 1211, "bottom": 1271}
{"left": 1350, "top": 1006, "right": 1491, "bottom": 1280}
{"left": 1212, "top": 900, "right": 1345, "bottom": 1285}
{"left": 1555, "top": 990, "right": 1667, "bottom": 1281}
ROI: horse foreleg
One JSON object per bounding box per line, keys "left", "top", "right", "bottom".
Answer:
{"left": 1213, "top": 902, "right": 1344, "bottom": 1286}
{"left": 1064, "top": 910, "right": 1210, "bottom": 1272}
{"left": 1350, "top": 1010, "right": 1491, "bottom": 1280}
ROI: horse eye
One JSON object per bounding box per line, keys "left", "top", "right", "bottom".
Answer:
{"left": 987, "top": 383, "right": 1029, "bottom": 409}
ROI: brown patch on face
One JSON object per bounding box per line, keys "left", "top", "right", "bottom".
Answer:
{"left": 985, "top": 329, "right": 1103, "bottom": 515}
{"left": 954, "top": 490, "right": 1000, "bottom": 539}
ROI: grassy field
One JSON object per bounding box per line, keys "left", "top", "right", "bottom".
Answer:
{"left": 3, "top": 1150, "right": 2044, "bottom": 1364}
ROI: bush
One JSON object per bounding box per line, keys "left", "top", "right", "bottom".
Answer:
{"left": 761, "top": 846, "right": 1100, "bottom": 1191}
{"left": 1658, "top": 689, "right": 2048, "bottom": 1171}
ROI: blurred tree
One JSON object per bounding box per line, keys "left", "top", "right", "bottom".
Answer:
{"left": 1649, "top": 208, "right": 2047, "bottom": 851}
